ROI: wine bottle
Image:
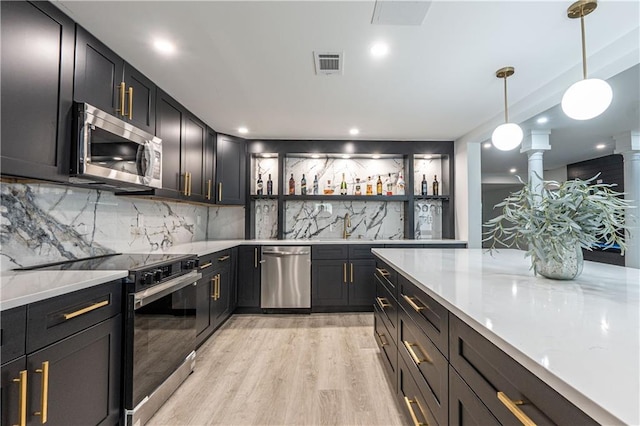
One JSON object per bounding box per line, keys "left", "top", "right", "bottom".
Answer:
{"left": 266, "top": 174, "right": 273, "bottom": 195}
{"left": 421, "top": 174, "right": 428, "bottom": 196}
{"left": 433, "top": 175, "right": 439, "bottom": 196}
{"left": 340, "top": 173, "right": 348, "bottom": 195}
{"left": 313, "top": 175, "right": 319, "bottom": 195}
{"left": 289, "top": 173, "right": 295, "bottom": 195}
{"left": 301, "top": 174, "right": 307, "bottom": 195}
{"left": 366, "top": 177, "right": 373, "bottom": 195}
{"left": 386, "top": 173, "right": 393, "bottom": 196}
{"left": 376, "top": 175, "right": 383, "bottom": 195}
{"left": 396, "top": 172, "right": 405, "bottom": 195}
{"left": 355, "top": 178, "right": 362, "bottom": 196}
{"left": 256, "top": 174, "right": 263, "bottom": 195}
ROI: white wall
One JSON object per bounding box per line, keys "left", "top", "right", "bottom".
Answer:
{"left": 544, "top": 166, "right": 567, "bottom": 183}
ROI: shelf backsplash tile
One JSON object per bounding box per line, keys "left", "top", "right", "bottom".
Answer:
{"left": 254, "top": 199, "right": 278, "bottom": 239}
{"left": 413, "top": 158, "right": 447, "bottom": 195}
{"left": 414, "top": 199, "right": 443, "bottom": 239}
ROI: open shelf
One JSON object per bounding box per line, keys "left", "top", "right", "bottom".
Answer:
{"left": 283, "top": 195, "right": 409, "bottom": 202}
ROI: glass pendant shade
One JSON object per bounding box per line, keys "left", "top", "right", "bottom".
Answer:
{"left": 561, "top": 78, "right": 613, "bottom": 120}
{"left": 492, "top": 123, "right": 523, "bottom": 151}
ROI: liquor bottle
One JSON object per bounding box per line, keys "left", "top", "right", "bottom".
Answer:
{"left": 376, "top": 175, "right": 383, "bottom": 195}
{"left": 354, "top": 178, "right": 362, "bottom": 196}
{"left": 289, "top": 173, "right": 295, "bottom": 195}
{"left": 421, "top": 174, "right": 428, "bottom": 196}
{"left": 324, "top": 180, "right": 333, "bottom": 195}
{"left": 313, "top": 175, "right": 319, "bottom": 195}
{"left": 340, "top": 173, "right": 348, "bottom": 195}
{"left": 432, "top": 175, "right": 439, "bottom": 196}
{"left": 396, "top": 172, "right": 405, "bottom": 195}
{"left": 301, "top": 174, "right": 307, "bottom": 195}
{"left": 256, "top": 174, "right": 263, "bottom": 195}
{"left": 366, "top": 177, "right": 373, "bottom": 195}
{"left": 266, "top": 174, "right": 273, "bottom": 195}
{"left": 386, "top": 173, "right": 393, "bottom": 196}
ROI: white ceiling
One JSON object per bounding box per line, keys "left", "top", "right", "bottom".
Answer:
{"left": 54, "top": 1, "right": 639, "bottom": 174}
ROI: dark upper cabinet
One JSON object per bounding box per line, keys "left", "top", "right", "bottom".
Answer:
{"left": 204, "top": 127, "right": 217, "bottom": 202}
{"left": 74, "top": 26, "right": 156, "bottom": 134}
{"left": 183, "top": 115, "right": 207, "bottom": 199}
{"left": 155, "top": 89, "right": 186, "bottom": 197}
{"left": 0, "top": 1, "right": 74, "bottom": 182}
{"left": 216, "top": 135, "right": 246, "bottom": 205}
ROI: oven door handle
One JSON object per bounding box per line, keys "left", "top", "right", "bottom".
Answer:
{"left": 134, "top": 271, "right": 201, "bottom": 309}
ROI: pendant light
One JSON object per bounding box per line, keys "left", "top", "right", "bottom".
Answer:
{"left": 561, "top": 0, "right": 612, "bottom": 120}
{"left": 491, "top": 66, "right": 523, "bottom": 151}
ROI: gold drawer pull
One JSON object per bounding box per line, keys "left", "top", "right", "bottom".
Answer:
{"left": 63, "top": 300, "right": 109, "bottom": 320}
{"left": 206, "top": 179, "right": 212, "bottom": 200}
{"left": 343, "top": 263, "right": 347, "bottom": 283}
{"left": 117, "top": 82, "right": 126, "bottom": 116}
{"left": 12, "top": 370, "right": 27, "bottom": 426}
{"left": 200, "top": 262, "right": 213, "bottom": 269}
{"left": 218, "top": 182, "right": 222, "bottom": 202}
{"left": 210, "top": 276, "right": 216, "bottom": 299}
{"left": 497, "top": 391, "right": 537, "bottom": 426}
{"left": 403, "top": 340, "right": 432, "bottom": 365}
{"left": 216, "top": 275, "right": 221, "bottom": 299}
{"left": 254, "top": 247, "right": 258, "bottom": 268}
{"left": 375, "top": 268, "right": 390, "bottom": 277}
{"left": 127, "top": 86, "right": 133, "bottom": 120}
{"left": 34, "top": 361, "right": 49, "bottom": 423}
{"left": 376, "top": 297, "right": 391, "bottom": 310}
{"left": 375, "top": 331, "right": 388, "bottom": 347}
{"left": 217, "top": 255, "right": 230, "bottom": 262}
{"left": 350, "top": 263, "right": 354, "bottom": 283}
{"left": 402, "top": 294, "right": 424, "bottom": 312}
{"left": 403, "top": 396, "right": 427, "bottom": 426}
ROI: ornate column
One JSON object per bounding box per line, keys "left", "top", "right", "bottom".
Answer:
{"left": 520, "top": 130, "right": 551, "bottom": 194}
{"left": 614, "top": 131, "right": 640, "bottom": 269}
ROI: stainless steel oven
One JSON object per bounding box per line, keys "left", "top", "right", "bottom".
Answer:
{"left": 71, "top": 102, "right": 162, "bottom": 191}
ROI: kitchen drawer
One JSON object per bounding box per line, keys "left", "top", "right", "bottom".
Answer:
{"left": 449, "top": 314, "right": 598, "bottom": 426}
{"left": 375, "top": 277, "right": 398, "bottom": 346}
{"left": 374, "top": 259, "right": 397, "bottom": 298}
{"left": 449, "top": 365, "right": 500, "bottom": 426}
{"left": 1, "top": 306, "right": 26, "bottom": 363}
{"left": 311, "top": 244, "right": 348, "bottom": 260}
{"left": 374, "top": 303, "right": 397, "bottom": 391}
{"left": 348, "top": 244, "right": 382, "bottom": 259}
{"left": 26, "top": 280, "right": 122, "bottom": 353}
{"left": 399, "top": 308, "right": 448, "bottom": 426}
{"left": 398, "top": 354, "right": 439, "bottom": 426}
{"left": 199, "top": 249, "right": 232, "bottom": 275}
{"left": 398, "top": 275, "right": 448, "bottom": 356}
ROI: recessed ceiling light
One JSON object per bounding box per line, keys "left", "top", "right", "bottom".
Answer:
{"left": 596, "top": 144, "right": 606, "bottom": 149}
{"left": 311, "top": 154, "right": 320, "bottom": 159}
{"left": 483, "top": 142, "right": 492, "bottom": 148}
{"left": 153, "top": 38, "right": 175, "bottom": 55}
{"left": 342, "top": 155, "right": 351, "bottom": 159}
{"left": 349, "top": 128, "right": 360, "bottom": 136}
{"left": 370, "top": 42, "right": 389, "bottom": 58}
{"left": 112, "top": 156, "right": 123, "bottom": 161}
{"left": 238, "top": 127, "right": 249, "bottom": 134}
{"left": 424, "top": 155, "right": 432, "bottom": 159}
{"left": 372, "top": 154, "right": 381, "bottom": 159}
{"left": 509, "top": 168, "right": 517, "bottom": 173}
{"left": 261, "top": 153, "right": 272, "bottom": 158}
{"left": 536, "top": 116, "right": 549, "bottom": 124}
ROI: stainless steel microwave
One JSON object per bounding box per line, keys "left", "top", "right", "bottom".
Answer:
{"left": 71, "top": 103, "right": 162, "bottom": 191}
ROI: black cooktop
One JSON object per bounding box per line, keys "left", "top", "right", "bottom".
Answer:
{"left": 15, "top": 253, "right": 194, "bottom": 272}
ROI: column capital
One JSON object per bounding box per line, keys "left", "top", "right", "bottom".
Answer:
{"left": 614, "top": 131, "right": 640, "bottom": 153}
{"left": 520, "top": 129, "right": 551, "bottom": 154}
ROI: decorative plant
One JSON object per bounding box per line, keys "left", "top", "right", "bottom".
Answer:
{"left": 483, "top": 174, "right": 632, "bottom": 270}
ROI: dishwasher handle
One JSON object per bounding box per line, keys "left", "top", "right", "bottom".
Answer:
{"left": 262, "top": 251, "right": 310, "bottom": 256}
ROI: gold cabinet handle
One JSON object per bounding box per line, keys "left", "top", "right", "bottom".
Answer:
{"left": 211, "top": 276, "right": 216, "bottom": 299}
{"left": 403, "top": 340, "right": 432, "bottom": 365}
{"left": 188, "top": 172, "right": 192, "bottom": 196}
{"left": 200, "top": 262, "right": 212, "bottom": 269}
{"left": 63, "top": 299, "right": 109, "bottom": 320}
{"left": 218, "top": 182, "right": 222, "bottom": 202}
{"left": 207, "top": 179, "right": 212, "bottom": 200}
{"left": 183, "top": 173, "right": 189, "bottom": 196}
{"left": 12, "top": 370, "right": 27, "bottom": 426}
{"left": 376, "top": 297, "right": 390, "bottom": 310}
{"left": 375, "top": 331, "right": 388, "bottom": 347}
{"left": 350, "top": 263, "right": 354, "bottom": 283}
{"left": 497, "top": 392, "right": 537, "bottom": 426}
{"left": 254, "top": 248, "right": 258, "bottom": 268}
{"left": 117, "top": 82, "right": 126, "bottom": 116}
{"left": 403, "top": 396, "right": 427, "bottom": 426}
{"left": 217, "top": 255, "right": 230, "bottom": 262}
{"left": 375, "top": 268, "right": 390, "bottom": 277}
{"left": 34, "top": 361, "right": 49, "bottom": 423}
{"left": 343, "top": 263, "right": 347, "bottom": 283}
{"left": 216, "top": 274, "right": 221, "bottom": 300}
{"left": 402, "top": 294, "right": 424, "bottom": 312}
{"left": 127, "top": 86, "right": 133, "bottom": 120}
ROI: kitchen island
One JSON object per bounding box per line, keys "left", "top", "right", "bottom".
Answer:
{"left": 372, "top": 248, "right": 639, "bottom": 425}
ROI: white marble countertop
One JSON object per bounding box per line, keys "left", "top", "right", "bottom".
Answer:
{"left": 0, "top": 270, "right": 128, "bottom": 311}
{"left": 371, "top": 248, "right": 640, "bottom": 425}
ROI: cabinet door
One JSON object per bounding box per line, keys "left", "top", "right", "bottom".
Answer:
{"left": 123, "top": 63, "right": 156, "bottom": 134}
{"left": 196, "top": 273, "right": 214, "bottom": 338}
{"left": 27, "top": 315, "right": 121, "bottom": 426}
{"left": 1, "top": 356, "right": 27, "bottom": 426}
{"left": 237, "top": 246, "right": 261, "bottom": 308}
{"left": 449, "top": 366, "right": 500, "bottom": 426}
{"left": 212, "top": 266, "right": 232, "bottom": 328}
{"left": 74, "top": 26, "right": 123, "bottom": 115}
{"left": 0, "top": 1, "right": 74, "bottom": 182}
{"left": 183, "top": 114, "right": 207, "bottom": 200}
{"left": 155, "top": 90, "right": 186, "bottom": 197}
{"left": 1, "top": 306, "right": 26, "bottom": 364}
{"left": 203, "top": 127, "right": 217, "bottom": 203}
{"left": 312, "top": 260, "right": 349, "bottom": 307}
{"left": 215, "top": 134, "right": 246, "bottom": 205}
{"left": 348, "top": 259, "right": 375, "bottom": 307}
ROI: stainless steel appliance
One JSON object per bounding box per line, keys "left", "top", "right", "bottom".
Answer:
{"left": 260, "top": 246, "right": 311, "bottom": 309}
{"left": 71, "top": 102, "right": 162, "bottom": 191}
{"left": 17, "top": 253, "right": 201, "bottom": 426}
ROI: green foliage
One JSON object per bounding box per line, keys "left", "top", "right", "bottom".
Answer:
{"left": 483, "top": 175, "right": 633, "bottom": 267}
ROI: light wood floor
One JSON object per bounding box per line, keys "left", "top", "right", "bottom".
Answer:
{"left": 147, "top": 313, "right": 407, "bottom": 426}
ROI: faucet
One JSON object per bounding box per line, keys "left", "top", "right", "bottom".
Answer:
{"left": 343, "top": 213, "right": 352, "bottom": 239}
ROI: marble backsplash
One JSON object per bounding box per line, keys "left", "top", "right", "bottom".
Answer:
{"left": 254, "top": 198, "right": 278, "bottom": 239}
{"left": 0, "top": 183, "right": 244, "bottom": 271}
{"left": 414, "top": 199, "right": 443, "bottom": 239}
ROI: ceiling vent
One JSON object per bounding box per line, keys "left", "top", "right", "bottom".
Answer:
{"left": 314, "top": 52, "right": 343, "bottom": 75}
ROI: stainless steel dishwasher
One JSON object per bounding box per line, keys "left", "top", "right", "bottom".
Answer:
{"left": 261, "top": 246, "right": 311, "bottom": 309}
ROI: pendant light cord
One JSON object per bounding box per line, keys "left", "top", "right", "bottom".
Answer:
{"left": 503, "top": 76, "right": 509, "bottom": 123}
{"left": 580, "top": 12, "right": 587, "bottom": 79}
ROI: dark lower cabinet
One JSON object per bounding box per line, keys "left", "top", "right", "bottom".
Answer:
{"left": 195, "top": 272, "right": 215, "bottom": 344}
{"left": 449, "top": 366, "right": 499, "bottom": 426}
{"left": 237, "top": 246, "right": 261, "bottom": 309}
{"left": 1, "top": 0, "right": 74, "bottom": 182}
{"left": 1, "top": 356, "right": 26, "bottom": 426}
{"left": 312, "top": 260, "right": 349, "bottom": 307}
{"left": 348, "top": 259, "right": 376, "bottom": 306}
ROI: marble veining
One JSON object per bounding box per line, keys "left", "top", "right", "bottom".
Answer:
{"left": 414, "top": 199, "right": 443, "bottom": 239}
{"left": 284, "top": 200, "right": 404, "bottom": 240}
{"left": 252, "top": 157, "right": 279, "bottom": 195}
{"left": 254, "top": 199, "right": 278, "bottom": 239}
{"left": 413, "top": 157, "right": 447, "bottom": 195}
